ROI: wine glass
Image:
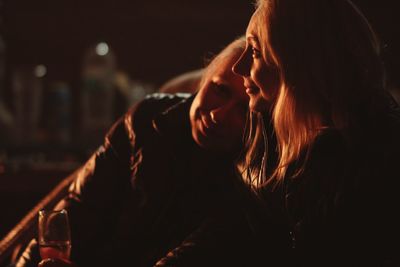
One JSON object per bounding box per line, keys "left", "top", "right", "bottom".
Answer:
{"left": 38, "top": 209, "right": 72, "bottom": 261}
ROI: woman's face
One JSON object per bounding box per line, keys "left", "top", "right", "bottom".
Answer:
{"left": 233, "top": 12, "right": 280, "bottom": 112}
{"left": 189, "top": 47, "right": 248, "bottom": 153}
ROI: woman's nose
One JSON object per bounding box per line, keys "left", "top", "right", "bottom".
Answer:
{"left": 232, "top": 50, "right": 250, "bottom": 77}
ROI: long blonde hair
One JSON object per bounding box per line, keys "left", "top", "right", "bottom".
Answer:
{"left": 243, "top": 0, "right": 386, "bottom": 186}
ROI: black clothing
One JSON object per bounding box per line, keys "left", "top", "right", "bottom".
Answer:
{"left": 16, "top": 93, "right": 248, "bottom": 267}
{"left": 254, "top": 94, "right": 400, "bottom": 266}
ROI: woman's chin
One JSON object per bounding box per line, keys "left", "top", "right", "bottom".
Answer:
{"left": 249, "top": 97, "right": 269, "bottom": 113}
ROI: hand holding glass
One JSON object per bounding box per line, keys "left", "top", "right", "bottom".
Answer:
{"left": 38, "top": 209, "right": 71, "bottom": 261}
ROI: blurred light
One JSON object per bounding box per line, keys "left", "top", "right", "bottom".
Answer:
{"left": 96, "top": 42, "right": 109, "bottom": 56}
{"left": 34, "top": 64, "right": 47, "bottom": 78}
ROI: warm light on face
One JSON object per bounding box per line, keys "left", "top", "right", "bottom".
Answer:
{"left": 95, "top": 42, "right": 109, "bottom": 56}
{"left": 34, "top": 64, "right": 47, "bottom": 78}
{"left": 232, "top": 12, "right": 280, "bottom": 113}
{"left": 189, "top": 46, "right": 247, "bottom": 153}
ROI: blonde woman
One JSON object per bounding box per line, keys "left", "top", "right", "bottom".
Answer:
{"left": 234, "top": 0, "right": 400, "bottom": 265}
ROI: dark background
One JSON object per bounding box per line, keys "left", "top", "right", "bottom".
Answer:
{"left": 3, "top": 0, "right": 252, "bottom": 86}
{"left": 0, "top": 0, "right": 399, "bottom": 244}
{"left": 2, "top": 0, "right": 399, "bottom": 87}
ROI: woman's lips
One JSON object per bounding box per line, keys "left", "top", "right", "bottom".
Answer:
{"left": 244, "top": 80, "right": 259, "bottom": 95}
{"left": 246, "top": 86, "right": 259, "bottom": 95}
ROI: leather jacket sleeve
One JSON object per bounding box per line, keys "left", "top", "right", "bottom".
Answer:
{"left": 16, "top": 105, "right": 140, "bottom": 267}
{"left": 15, "top": 94, "right": 187, "bottom": 267}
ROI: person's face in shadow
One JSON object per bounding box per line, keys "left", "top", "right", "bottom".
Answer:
{"left": 233, "top": 12, "right": 280, "bottom": 113}
{"left": 190, "top": 47, "right": 248, "bottom": 153}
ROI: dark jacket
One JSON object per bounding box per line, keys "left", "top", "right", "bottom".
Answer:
{"left": 16, "top": 93, "right": 248, "bottom": 267}
{"left": 254, "top": 94, "right": 400, "bottom": 266}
